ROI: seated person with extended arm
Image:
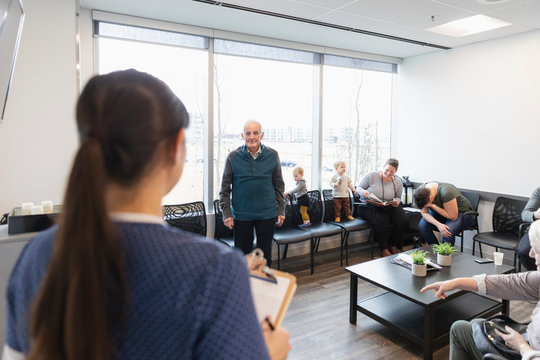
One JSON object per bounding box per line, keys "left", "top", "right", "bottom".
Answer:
{"left": 356, "top": 158, "right": 409, "bottom": 257}
{"left": 421, "top": 220, "right": 540, "bottom": 360}
{"left": 516, "top": 187, "right": 540, "bottom": 271}
{"left": 413, "top": 182, "right": 474, "bottom": 245}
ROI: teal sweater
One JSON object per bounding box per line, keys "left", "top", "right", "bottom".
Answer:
{"left": 219, "top": 144, "right": 285, "bottom": 221}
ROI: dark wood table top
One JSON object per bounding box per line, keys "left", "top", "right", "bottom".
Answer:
{"left": 346, "top": 246, "right": 515, "bottom": 307}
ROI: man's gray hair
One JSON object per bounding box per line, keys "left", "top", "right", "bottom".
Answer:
{"left": 243, "top": 120, "right": 262, "bottom": 134}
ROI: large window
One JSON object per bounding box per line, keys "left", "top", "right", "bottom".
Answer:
{"left": 213, "top": 41, "right": 316, "bottom": 198}
{"left": 96, "top": 25, "right": 208, "bottom": 204}
{"left": 322, "top": 64, "right": 393, "bottom": 188}
{"left": 94, "top": 18, "right": 396, "bottom": 207}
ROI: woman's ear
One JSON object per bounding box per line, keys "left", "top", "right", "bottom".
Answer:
{"left": 173, "top": 129, "right": 186, "bottom": 165}
{"left": 168, "top": 129, "right": 186, "bottom": 165}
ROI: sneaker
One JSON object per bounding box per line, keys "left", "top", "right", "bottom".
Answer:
{"left": 334, "top": 217, "right": 341, "bottom": 222}
{"left": 299, "top": 222, "right": 311, "bottom": 227}
{"left": 347, "top": 216, "right": 355, "bottom": 221}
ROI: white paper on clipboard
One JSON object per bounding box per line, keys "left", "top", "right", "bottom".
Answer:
{"left": 249, "top": 271, "right": 296, "bottom": 328}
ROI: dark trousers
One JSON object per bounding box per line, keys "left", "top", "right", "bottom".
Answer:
{"left": 234, "top": 217, "right": 276, "bottom": 267}
{"left": 517, "top": 232, "right": 535, "bottom": 271}
{"left": 357, "top": 204, "right": 409, "bottom": 251}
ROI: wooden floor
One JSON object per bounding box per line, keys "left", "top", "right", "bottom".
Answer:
{"left": 279, "top": 244, "right": 535, "bottom": 360}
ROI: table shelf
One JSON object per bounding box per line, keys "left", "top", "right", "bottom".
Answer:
{"left": 356, "top": 291, "right": 502, "bottom": 346}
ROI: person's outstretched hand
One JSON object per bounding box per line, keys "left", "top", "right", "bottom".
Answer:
{"left": 420, "top": 280, "right": 454, "bottom": 299}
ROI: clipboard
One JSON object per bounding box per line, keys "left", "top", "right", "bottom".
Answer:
{"left": 249, "top": 270, "right": 297, "bottom": 328}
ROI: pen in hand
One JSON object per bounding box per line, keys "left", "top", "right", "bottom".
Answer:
{"left": 265, "top": 316, "right": 275, "bottom": 331}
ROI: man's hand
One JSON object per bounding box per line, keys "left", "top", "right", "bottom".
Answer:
{"left": 391, "top": 198, "right": 400, "bottom": 207}
{"left": 224, "top": 217, "right": 234, "bottom": 229}
{"left": 276, "top": 215, "right": 285, "bottom": 227}
{"left": 437, "top": 223, "right": 452, "bottom": 238}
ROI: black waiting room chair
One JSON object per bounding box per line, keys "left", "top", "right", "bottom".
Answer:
{"left": 273, "top": 194, "right": 313, "bottom": 273}
{"left": 322, "top": 189, "right": 371, "bottom": 265}
{"left": 302, "top": 190, "right": 345, "bottom": 270}
{"left": 472, "top": 196, "right": 528, "bottom": 269}
{"left": 213, "top": 199, "right": 234, "bottom": 247}
{"left": 455, "top": 189, "right": 480, "bottom": 252}
{"left": 162, "top": 201, "right": 207, "bottom": 237}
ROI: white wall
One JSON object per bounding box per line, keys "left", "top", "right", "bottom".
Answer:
{"left": 0, "top": 0, "right": 78, "bottom": 212}
{"left": 395, "top": 29, "right": 540, "bottom": 198}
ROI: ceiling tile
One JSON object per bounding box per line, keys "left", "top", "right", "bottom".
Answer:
{"left": 433, "top": 0, "right": 530, "bottom": 14}
{"left": 339, "top": 0, "right": 475, "bottom": 29}
{"left": 225, "top": 0, "right": 332, "bottom": 18}
{"left": 292, "top": 0, "right": 357, "bottom": 10}
{"left": 486, "top": 0, "right": 540, "bottom": 28}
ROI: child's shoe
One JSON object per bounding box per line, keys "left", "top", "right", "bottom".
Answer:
{"left": 334, "top": 217, "right": 341, "bottom": 222}
{"left": 299, "top": 222, "right": 311, "bottom": 228}
{"left": 347, "top": 216, "right": 355, "bottom": 221}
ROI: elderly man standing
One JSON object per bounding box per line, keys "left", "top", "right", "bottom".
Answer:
{"left": 219, "top": 120, "right": 285, "bottom": 266}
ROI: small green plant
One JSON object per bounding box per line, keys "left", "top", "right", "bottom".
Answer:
{"left": 432, "top": 242, "right": 458, "bottom": 256}
{"left": 410, "top": 249, "right": 428, "bottom": 265}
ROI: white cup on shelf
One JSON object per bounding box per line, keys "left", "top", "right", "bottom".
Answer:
{"left": 493, "top": 252, "right": 504, "bottom": 266}
{"left": 42, "top": 200, "right": 54, "bottom": 214}
{"left": 21, "top": 202, "right": 34, "bottom": 216}
{"left": 31, "top": 205, "right": 44, "bottom": 215}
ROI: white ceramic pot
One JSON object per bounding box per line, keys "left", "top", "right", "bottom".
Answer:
{"left": 412, "top": 263, "right": 427, "bottom": 277}
{"left": 437, "top": 253, "right": 452, "bottom": 266}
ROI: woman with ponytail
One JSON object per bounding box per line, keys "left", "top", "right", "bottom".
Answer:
{"left": 3, "top": 69, "right": 290, "bottom": 360}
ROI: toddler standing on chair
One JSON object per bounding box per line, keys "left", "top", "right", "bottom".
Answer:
{"left": 330, "top": 160, "right": 356, "bottom": 222}
{"left": 284, "top": 166, "right": 311, "bottom": 227}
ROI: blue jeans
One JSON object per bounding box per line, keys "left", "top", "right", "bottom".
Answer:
{"left": 419, "top": 210, "right": 475, "bottom": 245}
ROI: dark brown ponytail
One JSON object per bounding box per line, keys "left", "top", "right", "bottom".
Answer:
{"left": 28, "top": 70, "right": 189, "bottom": 360}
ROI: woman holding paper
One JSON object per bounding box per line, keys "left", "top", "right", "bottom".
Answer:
{"left": 357, "top": 158, "right": 409, "bottom": 257}
{"left": 3, "top": 70, "right": 290, "bottom": 360}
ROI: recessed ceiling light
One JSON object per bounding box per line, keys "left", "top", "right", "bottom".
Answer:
{"left": 426, "top": 14, "right": 511, "bottom": 37}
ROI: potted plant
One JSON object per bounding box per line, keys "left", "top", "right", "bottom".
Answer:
{"left": 432, "top": 242, "right": 458, "bottom": 266}
{"left": 410, "top": 249, "right": 428, "bottom": 277}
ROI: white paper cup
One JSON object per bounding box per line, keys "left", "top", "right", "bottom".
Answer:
{"left": 42, "top": 200, "right": 54, "bottom": 214}
{"left": 31, "top": 205, "right": 44, "bottom": 215}
{"left": 493, "top": 252, "right": 504, "bottom": 266}
{"left": 21, "top": 202, "right": 34, "bottom": 215}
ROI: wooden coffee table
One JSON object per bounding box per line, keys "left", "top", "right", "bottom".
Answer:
{"left": 346, "top": 246, "right": 515, "bottom": 360}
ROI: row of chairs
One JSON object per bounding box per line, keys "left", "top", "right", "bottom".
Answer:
{"left": 163, "top": 190, "right": 372, "bottom": 275}
{"left": 162, "top": 192, "right": 529, "bottom": 273}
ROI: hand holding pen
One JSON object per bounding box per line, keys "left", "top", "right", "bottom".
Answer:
{"left": 262, "top": 316, "right": 291, "bottom": 360}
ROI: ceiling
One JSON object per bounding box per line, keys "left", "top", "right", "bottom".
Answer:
{"left": 80, "top": 0, "right": 540, "bottom": 59}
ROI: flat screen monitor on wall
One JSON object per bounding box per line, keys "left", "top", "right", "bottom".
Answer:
{"left": 0, "top": 0, "right": 25, "bottom": 123}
